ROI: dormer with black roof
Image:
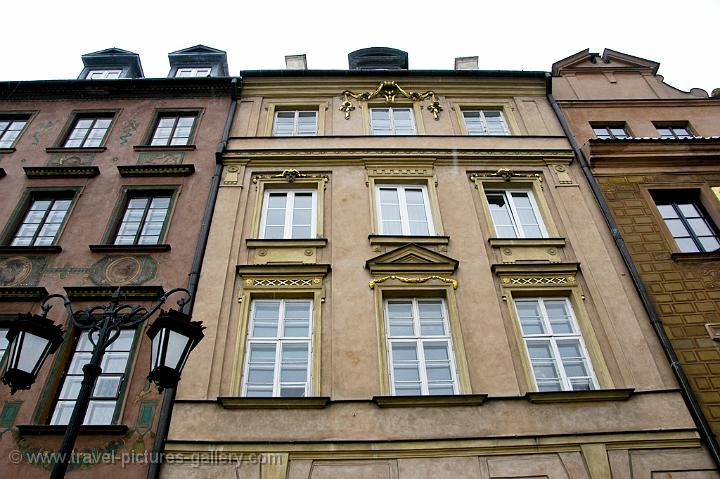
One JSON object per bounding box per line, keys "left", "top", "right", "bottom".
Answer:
{"left": 167, "top": 45, "right": 229, "bottom": 78}
{"left": 78, "top": 48, "right": 144, "bottom": 79}
{"left": 348, "top": 47, "right": 408, "bottom": 70}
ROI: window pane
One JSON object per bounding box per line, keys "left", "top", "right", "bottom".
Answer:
{"left": 515, "top": 300, "right": 545, "bottom": 335}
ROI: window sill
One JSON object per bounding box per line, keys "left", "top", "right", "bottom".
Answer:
{"left": 0, "top": 287, "right": 49, "bottom": 302}
{"left": 373, "top": 394, "right": 487, "bottom": 408}
{"left": 368, "top": 235, "right": 450, "bottom": 246}
{"left": 525, "top": 388, "right": 634, "bottom": 404}
{"left": 0, "top": 148, "right": 16, "bottom": 154}
{"left": 24, "top": 166, "right": 100, "bottom": 178}
{"left": 117, "top": 164, "right": 195, "bottom": 177}
{"left": 218, "top": 396, "right": 330, "bottom": 409}
{"left": 246, "top": 238, "right": 328, "bottom": 248}
{"left": 671, "top": 252, "right": 720, "bottom": 262}
{"left": 17, "top": 424, "right": 129, "bottom": 436}
{"left": 488, "top": 238, "right": 566, "bottom": 248}
{"left": 45, "top": 147, "right": 106, "bottom": 153}
{"left": 0, "top": 245, "right": 62, "bottom": 255}
{"left": 89, "top": 244, "right": 171, "bottom": 253}
{"left": 133, "top": 145, "right": 196, "bottom": 152}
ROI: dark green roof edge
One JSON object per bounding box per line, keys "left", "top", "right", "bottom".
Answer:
{"left": 239, "top": 69, "right": 549, "bottom": 79}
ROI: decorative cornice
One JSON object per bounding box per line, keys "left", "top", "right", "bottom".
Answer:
{"left": 0, "top": 246, "right": 61, "bottom": 255}
{"left": 16, "top": 424, "right": 129, "bottom": 435}
{"left": 340, "top": 81, "right": 442, "bottom": 120}
{"left": 117, "top": 164, "right": 195, "bottom": 177}
{"left": 63, "top": 285, "right": 165, "bottom": 301}
{"left": 0, "top": 287, "right": 48, "bottom": 302}
{"left": 88, "top": 244, "right": 171, "bottom": 253}
{"left": 470, "top": 168, "right": 542, "bottom": 183}
{"left": 23, "top": 166, "right": 100, "bottom": 178}
{"left": 585, "top": 138, "right": 720, "bottom": 169}
{"left": 369, "top": 275, "right": 457, "bottom": 289}
{"left": 252, "top": 169, "right": 329, "bottom": 184}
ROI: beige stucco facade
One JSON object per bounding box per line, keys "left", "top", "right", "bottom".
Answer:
{"left": 163, "top": 71, "right": 718, "bottom": 478}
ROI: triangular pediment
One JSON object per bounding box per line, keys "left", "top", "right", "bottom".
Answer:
{"left": 552, "top": 48, "right": 658, "bottom": 76}
{"left": 366, "top": 244, "right": 458, "bottom": 274}
{"left": 170, "top": 44, "right": 226, "bottom": 55}
{"left": 83, "top": 47, "right": 138, "bottom": 57}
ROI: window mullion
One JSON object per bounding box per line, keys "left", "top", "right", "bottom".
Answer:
{"left": 31, "top": 199, "right": 54, "bottom": 245}
{"left": 293, "top": 111, "right": 300, "bottom": 136}
{"left": 285, "top": 192, "right": 295, "bottom": 238}
{"left": 134, "top": 197, "right": 152, "bottom": 244}
{"left": 398, "top": 187, "right": 410, "bottom": 235}
{"left": 389, "top": 108, "right": 396, "bottom": 135}
{"left": 505, "top": 191, "right": 523, "bottom": 237}
{"left": 549, "top": 338, "right": 571, "bottom": 390}
{"left": 673, "top": 202, "right": 704, "bottom": 251}
{"left": 168, "top": 117, "right": 179, "bottom": 144}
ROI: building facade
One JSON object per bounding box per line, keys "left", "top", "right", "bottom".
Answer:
{"left": 161, "top": 49, "right": 718, "bottom": 478}
{"left": 0, "top": 46, "right": 234, "bottom": 478}
{"left": 553, "top": 47, "right": 720, "bottom": 457}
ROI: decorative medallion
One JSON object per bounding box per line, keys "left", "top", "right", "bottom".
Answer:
{"left": 340, "top": 81, "right": 443, "bottom": 120}
{"left": 89, "top": 255, "right": 157, "bottom": 286}
{"left": 470, "top": 168, "right": 543, "bottom": 184}
{"left": 252, "top": 169, "right": 329, "bottom": 185}
{"left": 0, "top": 256, "right": 47, "bottom": 287}
{"left": 47, "top": 152, "right": 95, "bottom": 167}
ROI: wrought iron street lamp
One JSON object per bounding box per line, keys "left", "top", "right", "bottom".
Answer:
{"left": 0, "top": 287, "right": 204, "bottom": 479}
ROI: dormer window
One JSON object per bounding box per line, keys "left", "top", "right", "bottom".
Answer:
{"left": 175, "top": 67, "right": 212, "bottom": 78}
{"left": 86, "top": 69, "right": 122, "bottom": 80}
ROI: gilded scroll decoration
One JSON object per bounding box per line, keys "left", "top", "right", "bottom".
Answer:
{"left": 470, "top": 168, "right": 543, "bottom": 184}
{"left": 252, "top": 169, "right": 329, "bottom": 185}
{"left": 340, "top": 81, "right": 443, "bottom": 120}
{"left": 369, "top": 275, "right": 457, "bottom": 289}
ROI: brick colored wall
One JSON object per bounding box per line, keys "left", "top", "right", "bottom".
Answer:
{"left": 598, "top": 173, "right": 720, "bottom": 437}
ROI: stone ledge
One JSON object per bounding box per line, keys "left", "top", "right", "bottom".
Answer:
{"left": 368, "top": 235, "right": 450, "bottom": 246}
{"left": 23, "top": 166, "right": 100, "bottom": 178}
{"left": 89, "top": 244, "right": 171, "bottom": 253}
{"left": 246, "top": 238, "right": 328, "bottom": 248}
{"left": 45, "top": 147, "right": 106, "bottom": 154}
{"left": 0, "top": 287, "right": 48, "bottom": 302}
{"left": 488, "top": 237, "right": 567, "bottom": 248}
{"left": 0, "top": 245, "right": 61, "bottom": 255}
{"left": 117, "top": 164, "right": 195, "bottom": 177}
{"left": 17, "top": 424, "right": 129, "bottom": 435}
{"left": 218, "top": 397, "right": 330, "bottom": 409}
{"left": 525, "top": 388, "right": 634, "bottom": 404}
{"left": 63, "top": 285, "right": 165, "bottom": 301}
{"left": 133, "top": 145, "right": 196, "bottom": 152}
{"left": 373, "top": 394, "right": 487, "bottom": 408}
{"left": 671, "top": 252, "right": 720, "bottom": 262}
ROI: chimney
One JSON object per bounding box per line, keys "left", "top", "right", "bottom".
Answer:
{"left": 455, "top": 56, "right": 478, "bottom": 71}
{"left": 348, "top": 47, "right": 408, "bottom": 70}
{"left": 285, "top": 54, "right": 307, "bottom": 70}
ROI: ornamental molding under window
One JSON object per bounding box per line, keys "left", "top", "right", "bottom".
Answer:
{"left": 369, "top": 275, "right": 458, "bottom": 289}
{"left": 340, "top": 81, "right": 442, "bottom": 120}
{"left": 501, "top": 275, "right": 575, "bottom": 286}
{"left": 243, "top": 277, "right": 322, "bottom": 288}
{"left": 252, "top": 169, "right": 329, "bottom": 186}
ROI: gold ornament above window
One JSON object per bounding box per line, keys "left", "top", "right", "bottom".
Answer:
{"left": 340, "top": 81, "right": 443, "bottom": 120}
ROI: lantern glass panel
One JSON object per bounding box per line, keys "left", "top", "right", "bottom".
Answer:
{"left": 165, "top": 330, "right": 191, "bottom": 370}
{"left": 17, "top": 333, "right": 49, "bottom": 373}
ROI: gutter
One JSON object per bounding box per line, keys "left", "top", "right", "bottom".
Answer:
{"left": 545, "top": 73, "right": 720, "bottom": 468}
{"left": 147, "top": 77, "right": 239, "bottom": 479}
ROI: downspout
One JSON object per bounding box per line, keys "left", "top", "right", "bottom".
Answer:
{"left": 545, "top": 73, "right": 720, "bottom": 468}
{"left": 147, "top": 77, "right": 239, "bottom": 479}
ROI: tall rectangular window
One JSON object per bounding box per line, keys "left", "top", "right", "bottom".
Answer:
{"left": 370, "top": 108, "right": 416, "bottom": 135}
{"left": 514, "top": 298, "right": 597, "bottom": 392}
{"left": 242, "top": 299, "right": 313, "bottom": 397}
{"left": 11, "top": 196, "right": 73, "bottom": 246}
{"left": 272, "top": 111, "right": 318, "bottom": 137}
{"left": 485, "top": 190, "right": 547, "bottom": 238}
{"left": 652, "top": 190, "right": 720, "bottom": 253}
{"left": 51, "top": 329, "right": 135, "bottom": 425}
{"left": 63, "top": 115, "right": 114, "bottom": 147}
{"left": 259, "top": 190, "right": 316, "bottom": 239}
{"left": 376, "top": 185, "right": 434, "bottom": 236}
{"left": 149, "top": 113, "right": 197, "bottom": 146}
{"left": 462, "top": 110, "right": 510, "bottom": 135}
{"left": 385, "top": 298, "right": 458, "bottom": 396}
{"left": 0, "top": 115, "right": 30, "bottom": 148}
{"left": 113, "top": 194, "right": 172, "bottom": 245}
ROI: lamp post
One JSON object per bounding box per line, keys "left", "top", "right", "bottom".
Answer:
{"left": 0, "top": 287, "right": 204, "bottom": 479}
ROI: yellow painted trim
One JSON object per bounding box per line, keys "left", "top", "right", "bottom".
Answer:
{"left": 262, "top": 100, "right": 329, "bottom": 137}
{"left": 365, "top": 163, "right": 444, "bottom": 236}
{"left": 471, "top": 172, "right": 559, "bottom": 238}
{"left": 249, "top": 173, "right": 328, "bottom": 238}
{"left": 261, "top": 453, "right": 289, "bottom": 479}
{"left": 231, "top": 284, "right": 325, "bottom": 397}
{"left": 500, "top": 279, "right": 615, "bottom": 392}
{"left": 372, "top": 282, "right": 471, "bottom": 395}
{"left": 452, "top": 100, "right": 522, "bottom": 136}
{"left": 580, "top": 444, "right": 612, "bottom": 479}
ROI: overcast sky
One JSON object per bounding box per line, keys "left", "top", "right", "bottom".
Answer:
{"left": 3, "top": 0, "right": 718, "bottom": 93}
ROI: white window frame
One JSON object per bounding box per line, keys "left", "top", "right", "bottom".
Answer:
{"left": 86, "top": 70, "right": 122, "bottom": 80}
{"left": 242, "top": 299, "right": 314, "bottom": 397}
{"left": 0, "top": 116, "right": 29, "bottom": 148}
{"left": 175, "top": 67, "right": 212, "bottom": 78}
{"left": 375, "top": 184, "right": 435, "bottom": 236}
{"left": 385, "top": 298, "right": 459, "bottom": 396}
{"left": 272, "top": 110, "right": 318, "bottom": 137}
{"left": 485, "top": 189, "right": 548, "bottom": 238}
{"left": 462, "top": 109, "right": 510, "bottom": 136}
{"left": 514, "top": 298, "right": 599, "bottom": 392}
{"left": 259, "top": 189, "right": 317, "bottom": 239}
{"left": 370, "top": 107, "right": 416, "bottom": 135}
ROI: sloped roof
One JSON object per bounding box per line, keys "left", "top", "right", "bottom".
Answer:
{"left": 552, "top": 48, "right": 659, "bottom": 76}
